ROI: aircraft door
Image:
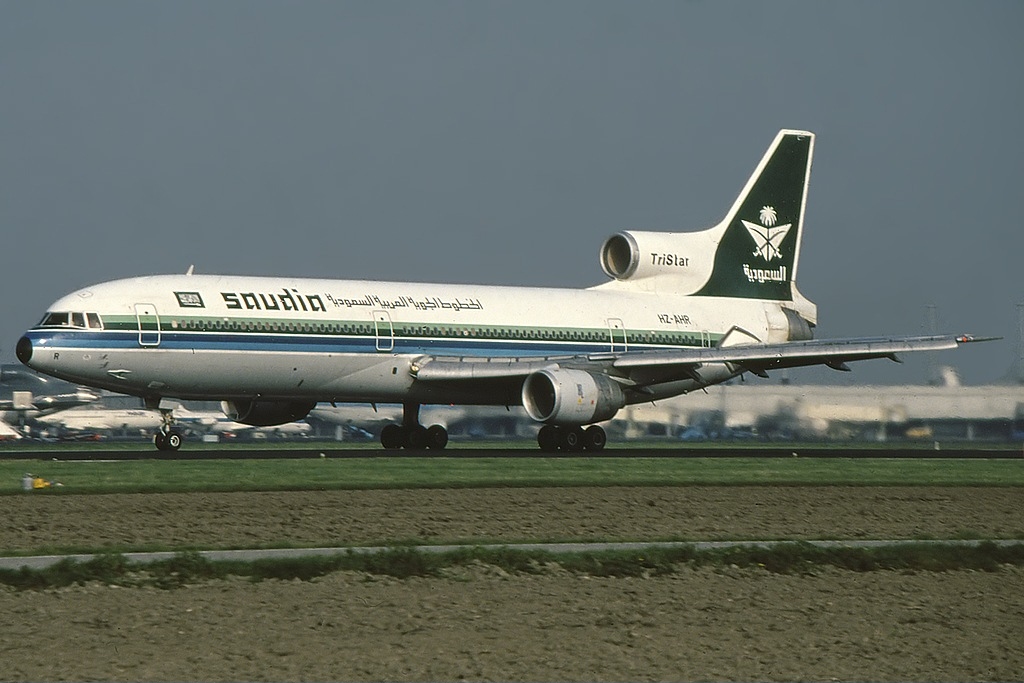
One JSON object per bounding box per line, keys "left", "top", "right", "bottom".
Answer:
{"left": 373, "top": 310, "right": 394, "bottom": 352}
{"left": 607, "top": 318, "right": 628, "bottom": 353}
{"left": 134, "top": 304, "right": 161, "bottom": 347}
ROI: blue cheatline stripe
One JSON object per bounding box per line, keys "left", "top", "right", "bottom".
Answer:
{"left": 25, "top": 329, "right": 690, "bottom": 358}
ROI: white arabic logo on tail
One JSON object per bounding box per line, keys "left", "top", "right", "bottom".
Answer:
{"left": 742, "top": 205, "right": 791, "bottom": 261}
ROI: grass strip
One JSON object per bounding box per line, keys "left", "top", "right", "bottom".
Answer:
{"left": 3, "top": 456, "right": 1024, "bottom": 494}
{"left": 3, "top": 542, "right": 1022, "bottom": 591}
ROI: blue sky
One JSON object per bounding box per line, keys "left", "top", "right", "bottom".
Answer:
{"left": 2, "top": 1, "right": 1021, "bottom": 384}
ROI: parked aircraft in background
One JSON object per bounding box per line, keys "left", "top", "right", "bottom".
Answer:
{"left": 0, "top": 364, "right": 99, "bottom": 434}
{"left": 174, "top": 406, "right": 312, "bottom": 439}
{"left": 33, "top": 406, "right": 162, "bottom": 436}
{"left": 0, "top": 419, "right": 22, "bottom": 441}
{"left": 16, "top": 130, "right": 989, "bottom": 451}
{"left": 31, "top": 403, "right": 311, "bottom": 441}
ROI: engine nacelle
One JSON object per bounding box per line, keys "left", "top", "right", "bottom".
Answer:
{"left": 522, "top": 369, "right": 625, "bottom": 425}
{"left": 221, "top": 399, "right": 315, "bottom": 427}
{"left": 599, "top": 230, "right": 719, "bottom": 292}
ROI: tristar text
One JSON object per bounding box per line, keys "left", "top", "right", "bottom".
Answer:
{"left": 650, "top": 253, "right": 690, "bottom": 267}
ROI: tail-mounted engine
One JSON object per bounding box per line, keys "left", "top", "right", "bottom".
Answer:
{"left": 221, "top": 399, "right": 316, "bottom": 427}
{"left": 521, "top": 369, "right": 626, "bottom": 425}
{"left": 599, "top": 230, "right": 718, "bottom": 293}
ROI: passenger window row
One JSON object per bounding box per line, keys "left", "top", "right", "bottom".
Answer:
{"left": 38, "top": 313, "right": 703, "bottom": 348}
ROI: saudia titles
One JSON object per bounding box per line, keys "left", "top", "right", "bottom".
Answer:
{"left": 740, "top": 205, "right": 791, "bottom": 284}
{"left": 221, "top": 289, "right": 327, "bottom": 313}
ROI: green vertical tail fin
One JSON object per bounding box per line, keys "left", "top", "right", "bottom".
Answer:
{"left": 694, "top": 130, "right": 814, "bottom": 301}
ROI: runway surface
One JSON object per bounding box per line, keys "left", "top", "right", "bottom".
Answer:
{"left": 4, "top": 444, "right": 1023, "bottom": 460}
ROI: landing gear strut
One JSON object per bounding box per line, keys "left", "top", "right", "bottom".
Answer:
{"left": 537, "top": 424, "right": 606, "bottom": 452}
{"left": 380, "top": 403, "right": 449, "bottom": 450}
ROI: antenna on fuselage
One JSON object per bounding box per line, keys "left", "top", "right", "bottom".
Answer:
{"left": 186, "top": 265, "right": 195, "bottom": 276}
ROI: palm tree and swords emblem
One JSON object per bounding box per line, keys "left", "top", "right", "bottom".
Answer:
{"left": 742, "top": 206, "right": 791, "bottom": 261}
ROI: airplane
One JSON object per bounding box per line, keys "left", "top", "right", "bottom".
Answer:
{"left": 173, "top": 405, "right": 312, "bottom": 439}
{"left": 15, "top": 129, "right": 991, "bottom": 452}
{"left": 31, "top": 401, "right": 310, "bottom": 441}
{"left": 33, "top": 406, "right": 163, "bottom": 436}
{"left": 0, "top": 363, "right": 100, "bottom": 433}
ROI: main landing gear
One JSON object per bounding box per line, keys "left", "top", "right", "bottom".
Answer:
{"left": 537, "top": 424, "right": 607, "bottom": 452}
{"left": 380, "top": 403, "right": 449, "bottom": 450}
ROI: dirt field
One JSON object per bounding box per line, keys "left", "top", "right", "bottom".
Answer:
{"left": 2, "top": 485, "right": 1023, "bottom": 681}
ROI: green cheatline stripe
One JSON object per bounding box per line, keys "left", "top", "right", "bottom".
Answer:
{"left": 96, "top": 315, "right": 723, "bottom": 348}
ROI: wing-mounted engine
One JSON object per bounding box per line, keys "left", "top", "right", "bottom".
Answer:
{"left": 599, "top": 230, "right": 721, "bottom": 293}
{"left": 221, "top": 399, "right": 316, "bottom": 427}
{"left": 521, "top": 369, "right": 625, "bottom": 425}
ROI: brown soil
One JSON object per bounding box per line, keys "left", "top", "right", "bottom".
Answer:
{"left": 2, "top": 486, "right": 1023, "bottom": 681}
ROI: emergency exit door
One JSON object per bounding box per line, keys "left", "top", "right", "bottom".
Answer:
{"left": 134, "top": 304, "right": 161, "bottom": 347}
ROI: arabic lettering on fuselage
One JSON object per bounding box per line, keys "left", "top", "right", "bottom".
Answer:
{"left": 322, "top": 293, "right": 483, "bottom": 313}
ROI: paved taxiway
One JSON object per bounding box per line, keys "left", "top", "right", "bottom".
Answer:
{"left": 4, "top": 538, "right": 1021, "bottom": 571}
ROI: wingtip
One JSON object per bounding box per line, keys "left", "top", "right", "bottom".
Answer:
{"left": 955, "top": 334, "right": 1001, "bottom": 344}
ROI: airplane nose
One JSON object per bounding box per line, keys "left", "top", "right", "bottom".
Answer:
{"left": 16, "top": 336, "right": 32, "bottom": 365}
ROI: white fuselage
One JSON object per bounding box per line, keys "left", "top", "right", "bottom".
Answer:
{"left": 20, "top": 273, "right": 788, "bottom": 407}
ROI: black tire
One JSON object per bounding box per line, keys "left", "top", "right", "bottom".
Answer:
{"left": 153, "top": 432, "right": 168, "bottom": 451}
{"left": 560, "top": 426, "right": 586, "bottom": 452}
{"left": 380, "top": 424, "right": 404, "bottom": 450}
{"left": 537, "top": 425, "right": 560, "bottom": 452}
{"left": 425, "top": 424, "right": 449, "bottom": 449}
{"left": 165, "top": 431, "right": 183, "bottom": 451}
{"left": 404, "top": 425, "right": 428, "bottom": 450}
{"left": 583, "top": 425, "right": 607, "bottom": 452}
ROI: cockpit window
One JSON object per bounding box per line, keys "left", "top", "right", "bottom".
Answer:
{"left": 38, "top": 312, "right": 93, "bottom": 329}
{"left": 39, "top": 312, "right": 69, "bottom": 327}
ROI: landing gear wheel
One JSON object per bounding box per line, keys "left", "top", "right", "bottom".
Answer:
{"left": 537, "top": 425, "right": 560, "bottom": 452}
{"left": 154, "top": 430, "right": 183, "bottom": 452}
{"left": 425, "top": 424, "right": 449, "bottom": 450}
{"left": 380, "top": 424, "right": 404, "bottom": 450}
{"left": 404, "top": 425, "right": 428, "bottom": 450}
{"left": 583, "top": 425, "right": 607, "bottom": 452}
{"left": 560, "top": 426, "right": 586, "bottom": 452}
{"left": 165, "top": 431, "right": 183, "bottom": 451}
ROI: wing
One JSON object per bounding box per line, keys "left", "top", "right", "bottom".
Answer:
{"left": 610, "top": 334, "right": 989, "bottom": 380}
{"left": 410, "top": 334, "right": 993, "bottom": 388}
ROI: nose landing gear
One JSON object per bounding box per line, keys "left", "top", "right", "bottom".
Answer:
{"left": 150, "top": 400, "right": 183, "bottom": 451}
